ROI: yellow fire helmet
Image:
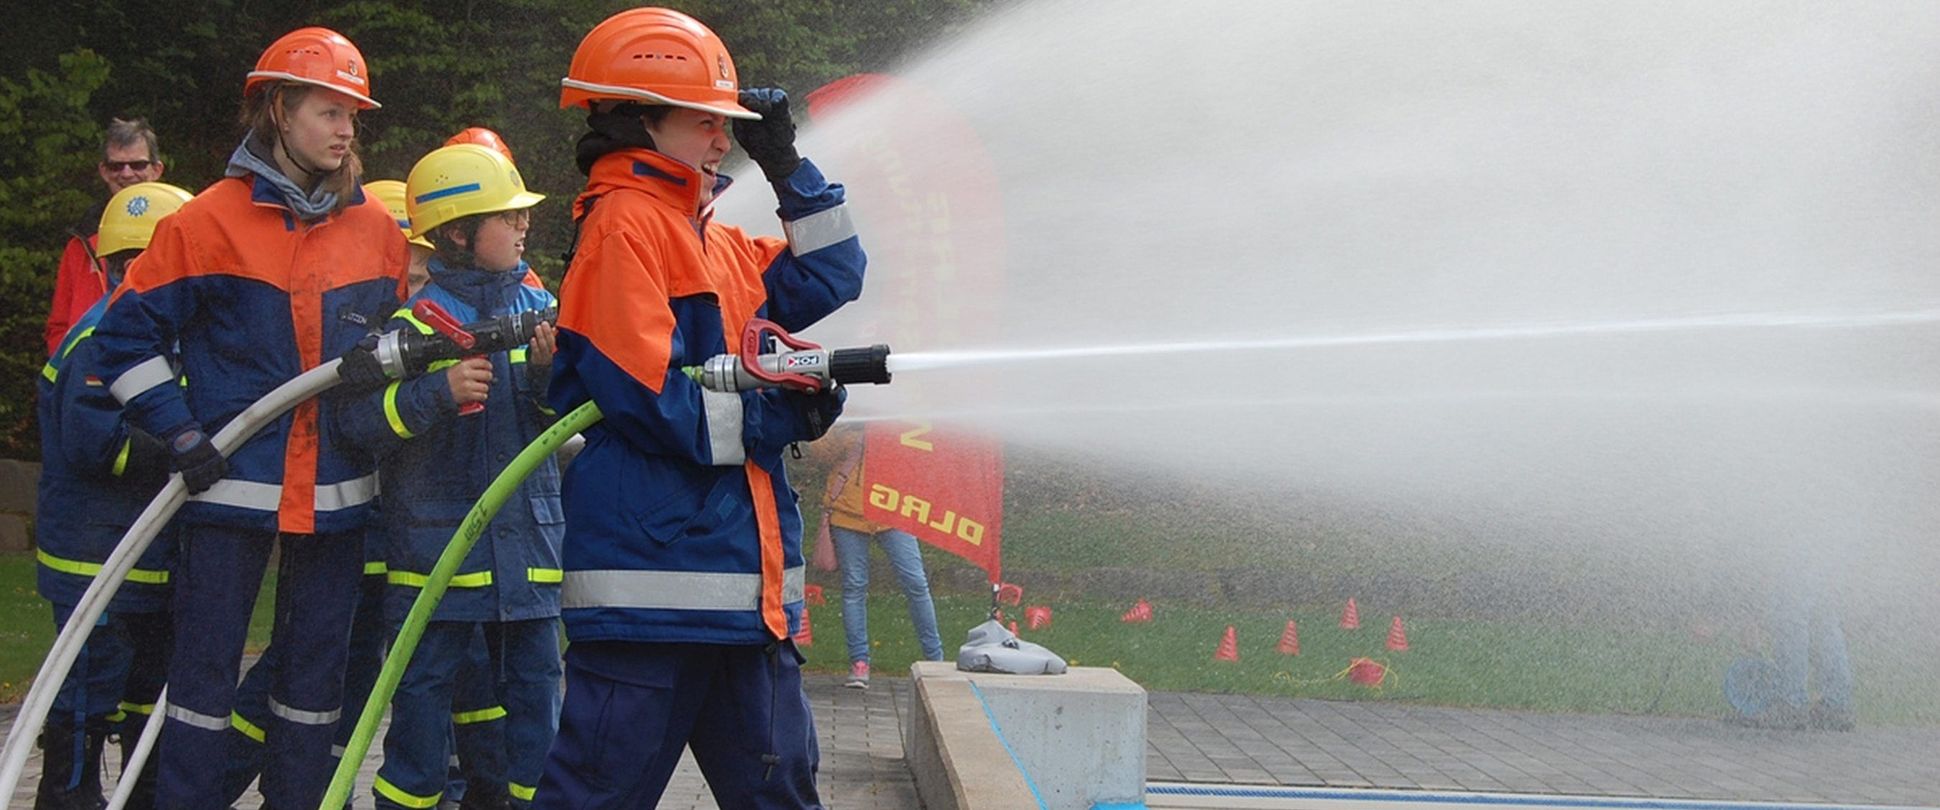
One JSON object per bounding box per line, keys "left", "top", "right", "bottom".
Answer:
{"left": 365, "top": 179, "right": 434, "bottom": 249}
{"left": 96, "top": 182, "right": 194, "bottom": 257}
{"left": 405, "top": 143, "right": 545, "bottom": 238}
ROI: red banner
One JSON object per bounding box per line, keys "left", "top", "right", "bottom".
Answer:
{"left": 860, "top": 421, "right": 1004, "bottom": 582}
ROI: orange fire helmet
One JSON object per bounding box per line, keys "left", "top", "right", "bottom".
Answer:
{"left": 444, "top": 127, "right": 516, "bottom": 165}
{"left": 559, "top": 8, "right": 758, "bottom": 119}
{"left": 245, "top": 26, "right": 380, "bottom": 109}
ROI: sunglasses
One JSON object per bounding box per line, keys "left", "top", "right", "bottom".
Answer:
{"left": 102, "top": 160, "right": 154, "bottom": 172}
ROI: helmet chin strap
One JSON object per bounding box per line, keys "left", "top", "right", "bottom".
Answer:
{"left": 277, "top": 134, "right": 324, "bottom": 184}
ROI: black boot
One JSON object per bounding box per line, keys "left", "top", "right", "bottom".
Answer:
{"left": 459, "top": 788, "right": 513, "bottom": 810}
{"left": 34, "top": 721, "right": 104, "bottom": 810}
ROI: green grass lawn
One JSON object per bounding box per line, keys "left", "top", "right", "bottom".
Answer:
{"left": 799, "top": 591, "right": 1940, "bottom": 727}
{"left": 6, "top": 547, "right": 1934, "bottom": 728}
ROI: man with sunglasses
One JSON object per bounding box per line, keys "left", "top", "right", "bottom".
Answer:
{"left": 44, "top": 118, "right": 167, "bottom": 356}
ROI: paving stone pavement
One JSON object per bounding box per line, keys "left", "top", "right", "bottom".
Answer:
{"left": 9, "top": 679, "right": 1937, "bottom": 808}
{"left": 4, "top": 674, "right": 918, "bottom": 810}
{"left": 1145, "top": 691, "right": 1940, "bottom": 807}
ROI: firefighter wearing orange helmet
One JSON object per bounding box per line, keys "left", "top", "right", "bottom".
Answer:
{"left": 89, "top": 26, "right": 409, "bottom": 808}
{"left": 532, "top": 8, "right": 864, "bottom": 808}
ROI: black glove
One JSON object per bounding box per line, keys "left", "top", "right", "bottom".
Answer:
{"left": 785, "top": 382, "right": 846, "bottom": 443}
{"left": 123, "top": 428, "right": 171, "bottom": 484}
{"left": 167, "top": 426, "right": 227, "bottom": 494}
{"left": 734, "top": 88, "right": 802, "bottom": 184}
{"left": 336, "top": 335, "right": 390, "bottom": 393}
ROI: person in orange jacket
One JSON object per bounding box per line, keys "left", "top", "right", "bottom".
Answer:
{"left": 533, "top": 8, "right": 863, "bottom": 809}
{"left": 89, "top": 27, "right": 415, "bottom": 809}
{"left": 44, "top": 118, "right": 166, "bottom": 356}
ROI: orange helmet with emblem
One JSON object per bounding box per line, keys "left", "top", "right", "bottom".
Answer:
{"left": 445, "top": 127, "right": 516, "bottom": 165}
{"left": 559, "top": 7, "right": 758, "bottom": 119}
{"left": 245, "top": 26, "right": 380, "bottom": 109}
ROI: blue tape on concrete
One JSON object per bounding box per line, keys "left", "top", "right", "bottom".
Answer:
{"left": 968, "top": 680, "right": 1051, "bottom": 810}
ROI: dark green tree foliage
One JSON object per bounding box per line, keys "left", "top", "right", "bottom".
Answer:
{"left": 0, "top": 0, "right": 989, "bottom": 459}
{"left": 0, "top": 50, "right": 111, "bottom": 459}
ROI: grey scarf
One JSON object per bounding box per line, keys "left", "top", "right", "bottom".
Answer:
{"left": 224, "top": 132, "right": 342, "bottom": 221}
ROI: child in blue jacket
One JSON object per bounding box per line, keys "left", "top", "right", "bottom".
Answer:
{"left": 339, "top": 142, "right": 560, "bottom": 810}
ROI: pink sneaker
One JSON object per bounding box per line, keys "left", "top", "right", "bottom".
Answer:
{"left": 845, "top": 660, "right": 870, "bottom": 689}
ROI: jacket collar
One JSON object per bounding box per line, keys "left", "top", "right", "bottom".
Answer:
{"left": 575, "top": 148, "right": 734, "bottom": 221}
{"left": 426, "top": 256, "right": 525, "bottom": 310}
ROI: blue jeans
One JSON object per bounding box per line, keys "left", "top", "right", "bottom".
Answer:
{"left": 1772, "top": 581, "right": 1854, "bottom": 712}
{"left": 832, "top": 527, "right": 945, "bottom": 664}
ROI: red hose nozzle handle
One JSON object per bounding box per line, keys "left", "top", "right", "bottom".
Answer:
{"left": 412, "top": 300, "right": 484, "bottom": 415}
{"left": 740, "top": 318, "right": 826, "bottom": 393}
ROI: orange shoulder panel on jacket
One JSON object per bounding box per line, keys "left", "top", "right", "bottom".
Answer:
{"left": 327, "top": 193, "right": 410, "bottom": 292}
{"left": 557, "top": 226, "right": 679, "bottom": 393}
{"left": 702, "top": 221, "right": 784, "bottom": 332}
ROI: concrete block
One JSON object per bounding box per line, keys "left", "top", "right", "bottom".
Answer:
{"left": 910, "top": 661, "right": 1147, "bottom": 810}
{"left": 908, "top": 673, "right": 1040, "bottom": 810}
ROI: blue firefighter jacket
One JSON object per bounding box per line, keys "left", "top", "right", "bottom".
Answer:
{"left": 549, "top": 151, "right": 864, "bottom": 646}
{"left": 91, "top": 175, "right": 408, "bottom": 535}
{"left": 339, "top": 259, "right": 564, "bottom": 623}
{"left": 36, "top": 298, "right": 176, "bottom": 612}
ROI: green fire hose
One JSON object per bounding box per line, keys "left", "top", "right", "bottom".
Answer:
{"left": 321, "top": 400, "right": 603, "bottom": 809}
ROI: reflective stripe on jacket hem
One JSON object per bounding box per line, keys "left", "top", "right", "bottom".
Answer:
{"left": 561, "top": 566, "right": 804, "bottom": 612}
{"left": 37, "top": 548, "right": 170, "bottom": 584}
{"left": 190, "top": 474, "right": 377, "bottom": 512}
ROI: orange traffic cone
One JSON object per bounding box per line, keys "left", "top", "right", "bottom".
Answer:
{"left": 793, "top": 608, "right": 814, "bottom": 647}
{"left": 1340, "top": 598, "right": 1361, "bottom": 630}
{"left": 1120, "top": 598, "right": 1154, "bottom": 623}
{"left": 997, "top": 582, "right": 1024, "bottom": 606}
{"left": 804, "top": 583, "right": 825, "bottom": 606}
{"left": 1276, "top": 620, "right": 1300, "bottom": 655}
{"left": 1026, "top": 605, "right": 1053, "bottom": 630}
{"left": 1213, "top": 625, "right": 1240, "bottom": 662}
{"left": 1008, "top": 620, "right": 1020, "bottom": 636}
{"left": 1386, "top": 615, "right": 1409, "bottom": 652}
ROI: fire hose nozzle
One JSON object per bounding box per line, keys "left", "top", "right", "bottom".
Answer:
{"left": 362, "top": 302, "right": 559, "bottom": 382}
{"left": 696, "top": 319, "right": 892, "bottom": 393}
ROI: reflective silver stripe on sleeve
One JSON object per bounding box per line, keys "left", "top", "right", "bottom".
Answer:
{"left": 165, "top": 705, "right": 230, "bottom": 732}
{"left": 109, "top": 356, "right": 178, "bottom": 404}
{"left": 563, "top": 566, "right": 806, "bottom": 612}
{"left": 782, "top": 204, "right": 857, "bottom": 255}
{"left": 268, "top": 696, "right": 342, "bottom": 727}
{"left": 701, "top": 388, "right": 745, "bottom": 466}
{"left": 190, "top": 475, "right": 378, "bottom": 512}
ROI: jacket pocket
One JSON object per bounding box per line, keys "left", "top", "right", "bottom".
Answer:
{"left": 628, "top": 463, "right": 747, "bottom": 548}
